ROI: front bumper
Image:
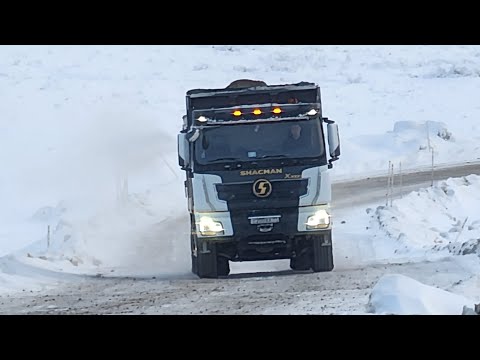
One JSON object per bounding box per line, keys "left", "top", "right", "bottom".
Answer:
{"left": 198, "top": 230, "right": 332, "bottom": 262}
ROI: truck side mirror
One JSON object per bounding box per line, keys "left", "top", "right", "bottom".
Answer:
{"left": 327, "top": 123, "right": 341, "bottom": 165}
{"left": 177, "top": 133, "right": 190, "bottom": 170}
{"left": 182, "top": 115, "right": 188, "bottom": 131}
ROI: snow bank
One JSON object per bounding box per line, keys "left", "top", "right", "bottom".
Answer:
{"left": 369, "top": 174, "right": 480, "bottom": 258}
{"left": 367, "top": 274, "right": 475, "bottom": 315}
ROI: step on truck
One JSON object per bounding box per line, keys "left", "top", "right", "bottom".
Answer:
{"left": 177, "top": 80, "right": 341, "bottom": 278}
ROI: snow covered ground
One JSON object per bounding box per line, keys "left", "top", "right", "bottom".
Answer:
{"left": 367, "top": 274, "right": 476, "bottom": 315}
{"left": 332, "top": 175, "right": 480, "bottom": 314}
{"left": 370, "top": 175, "right": 480, "bottom": 259}
{"left": 331, "top": 174, "right": 480, "bottom": 268}
{"left": 1, "top": 45, "right": 480, "bottom": 313}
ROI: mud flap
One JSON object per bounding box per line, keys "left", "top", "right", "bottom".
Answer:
{"left": 312, "top": 230, "right": 334, "bottom": 272}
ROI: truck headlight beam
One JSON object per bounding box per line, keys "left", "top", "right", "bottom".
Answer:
{"left": 306, "top": 210, "right": 330, "bottom": 230}
{"left": 198, "top": 216, "right": 225, "bottom": 236}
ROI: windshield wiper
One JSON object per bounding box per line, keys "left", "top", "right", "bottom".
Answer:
{"left": 259, "top": 154, "right": 290, "bottom": 159}
{"left": 208, "top": 157, "right": 239, "bottom": 163}
{"left": 258, "top": 154, "right": 300, "bottom": 165}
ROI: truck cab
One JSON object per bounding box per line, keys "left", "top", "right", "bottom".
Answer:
{"left": 178, "top": 80, "right": 341, "bottom": 278}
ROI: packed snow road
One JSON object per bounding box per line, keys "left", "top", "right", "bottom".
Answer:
{"left": 332, "top": 161, "right": 480, "bottom": 208}
{"left": 1, "top": 161, "right": 480, "bottom": 314}
{"left": 0, "top": 258, "right": 474, "bottom": 315}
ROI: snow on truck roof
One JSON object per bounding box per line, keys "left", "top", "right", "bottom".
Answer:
{"left": 187, "top": 81, "right": 318, "bottom": 98}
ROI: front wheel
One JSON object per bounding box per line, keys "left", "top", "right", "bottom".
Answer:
{"left": 191, "top": 234, "right": 198, "bottom": 275}
{"left": 289, "top": 247, "right": 311, "bottom": 271}
{"left": 191, "top": 236, "right": 230, "bottom": 278}
{"left": 290, "top": 231, "right": 334, "bottom": 272}
{"left": 216, "top": 255, "right": 230, "bottom": 277}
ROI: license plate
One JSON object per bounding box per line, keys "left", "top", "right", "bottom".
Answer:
{"left": 248, "top": 216, "right": 281, "bottom": 225}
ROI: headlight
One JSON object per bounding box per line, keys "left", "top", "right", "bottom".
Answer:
{"left": 198, "top": 216, "right": 224, "bottom": 236}
{"left": 306, "top": 210, "right": 330, "bottom": 230}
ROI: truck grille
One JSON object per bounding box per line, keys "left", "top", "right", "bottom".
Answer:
{"left": 216, "top": 178, "right": 308, "bottom": 211}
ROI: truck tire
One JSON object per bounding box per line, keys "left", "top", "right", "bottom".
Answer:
{"left": 191, "top": 235, "right": 198, "bottom": 275}
{"left": 289, "top": 247, "right": 311, "bottom": 271}
{"left": 216, "top": 255, "right": 230, "bottom": 277}
{"left": 312, "top": 230, "right": 334, "bottom": 272}
{"left": 196, "top": 247, "right": 218, "bottom": 278}
{"left": 192, "top": 236, "right": 230, "bottom": 278}
{"left": 190, "top": 215, "right": 199, "bottom": 275}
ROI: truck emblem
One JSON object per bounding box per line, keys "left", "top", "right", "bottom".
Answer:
{"left": 253, "top": 179, "right": 272, "bottom": 198}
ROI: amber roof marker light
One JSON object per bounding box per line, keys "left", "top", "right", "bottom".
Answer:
{"left": 253, "top": 109, "right": 262, "bottom": 115}
{"left": 272, "top": 107, "right": 282, "bottom": 114}
{"left": 233, "top": 110, "right": 242, "bottom": 117}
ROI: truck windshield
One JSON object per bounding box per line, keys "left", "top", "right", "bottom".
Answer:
{"left": 194, "top": 120, "right": 325, "bottom": 165}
